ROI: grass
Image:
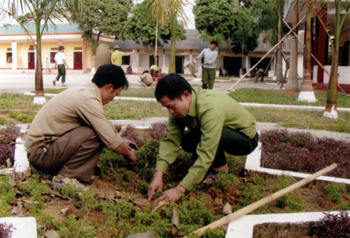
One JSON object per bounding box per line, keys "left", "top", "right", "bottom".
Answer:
{"left": 229, "top": 88, "right": 350, "bottom": 108}
{"left": 32, "top": 88, "right": 157, "bottom": 98}
{"left": 0, "top": 89, "right": 349, "bottom": 133}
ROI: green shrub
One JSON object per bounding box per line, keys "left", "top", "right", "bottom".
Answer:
{"left": 136, "top": 181, "right": 148, "bottom": 194}
{"left": 18, "top": 174, "right": 47, "bottom": 207}
{"left": 324, "top": 182, "right": 346, "bottom": 203}
{"left": 215, "top": 172, "right": 239, "bottom": 190}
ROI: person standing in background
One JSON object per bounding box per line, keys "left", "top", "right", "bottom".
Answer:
{"left": 53, "top": 46, "right": 69, "bottom": 87}
{"left": 111, "top": 45, "right": 135, "bottom": 67}
{"left": 195, "top": 41, "right": 218, "bottom": 89}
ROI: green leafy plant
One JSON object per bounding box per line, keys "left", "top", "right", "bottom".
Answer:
{"left": 136, "top": 181, "right": 148, "bottom": 194}
{"left": 324, "top": 182, "right": 346, "bottom": 203}
{"left": 18, "top": 174, "right": 47, "bottom": 207}
{"left": 215, "top": 172, "right": 239, "bottom": 190}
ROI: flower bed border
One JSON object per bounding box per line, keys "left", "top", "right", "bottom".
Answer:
{"left": 245, "top": 136, "right": 350, "bottom": 185}
{"left": 0, "top": 217, "right": 37, "bottom": 238}
{"left": 225, "top": 211, "right": 344, "bottom": 238}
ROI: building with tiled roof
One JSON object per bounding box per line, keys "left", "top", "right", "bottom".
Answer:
{"left": 0, "top": 23, "right": 114, "bottom": 71}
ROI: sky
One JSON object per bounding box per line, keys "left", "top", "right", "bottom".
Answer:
{"left": 1, "top": 0, "right": 196, "bottom": 29}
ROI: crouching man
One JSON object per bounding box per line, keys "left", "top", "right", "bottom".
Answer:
{"left": 25, "top": 64, "right": 137, "bottom": 189}
{"left": 147, "top": 74, "right": 259, "bottom": 202}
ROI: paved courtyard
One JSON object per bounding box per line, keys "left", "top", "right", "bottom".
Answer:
{"left": 0, "top": 70, "right": 285, "bottom": 94}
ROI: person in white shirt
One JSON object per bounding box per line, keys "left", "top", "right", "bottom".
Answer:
{"left": 54, "top": 46, "right": 69, "bottom": 86}
{"left": 195, "top": 41, "right": 218, "bottom": 89}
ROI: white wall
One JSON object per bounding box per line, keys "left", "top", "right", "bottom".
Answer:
{"left": 313, "top": 65, "right": 350, "bottom": 84}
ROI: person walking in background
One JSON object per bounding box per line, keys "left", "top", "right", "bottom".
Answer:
{"left": 195, "top": 41, "right": 218, "bottom": 89}
{"left": 111, "top": 45, "right": 135, "bottom": 67}
{"left": 53, "top": 46, "right": 69, "bottom": 86}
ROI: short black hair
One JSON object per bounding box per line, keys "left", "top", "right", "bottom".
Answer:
{"left": 155, "top": 73, "right": 192, "bottom": 101}
{"left": 143, "top": 70, "right": 149, "bottom": 74}
{"left": 210, "top": 41, "right": 218, "bottom": 47}
{"left": 58, "top": 45, "right": 65, "bottom": 51}
{"left": 92, "top": 64, "right": 129, "bottom": 90}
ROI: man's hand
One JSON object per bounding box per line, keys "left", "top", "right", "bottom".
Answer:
{"left": 114, "top": 139, "right": 138, "bottom": 164}
{"left": 148, "top": 171, "right": 164, "bottom": 200}
{"left": 157, "top": 184, "right": 186, "bottom": 203}
{"left": 123, "top": 139, "right": 138, "bottom": 164}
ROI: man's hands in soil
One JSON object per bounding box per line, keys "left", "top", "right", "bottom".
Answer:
{"left": 148, "top": 171, "right": 186, "bottom": 202}
{"left": 157, "top": 185, "right": 186, "bottom": 203}
{"left": 148, "top": 171, "right": 164, "bottom": 200}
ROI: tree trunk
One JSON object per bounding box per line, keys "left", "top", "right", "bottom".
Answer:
{"left": 155, "top": 21, "right": 158, "bottom": 66}
{"left": 323, "top": 0, "right": 340, "bottom": 118}
{"left": 234, "top": 0, "right": 239, "bottom": 12}
{"left": 276, "top": 9, "right": 283, "bottom": 83}
{"left": 34, "top": 21, "right": 44, "bottom": 98}
{"left": 168, "top": 12, "right": 176, "bottom": 73}
{"left": 287, "top": 0, "right": 300, "bottom": 92}
{"left": 298, "top": 2, "right": 316, "bottom": 102}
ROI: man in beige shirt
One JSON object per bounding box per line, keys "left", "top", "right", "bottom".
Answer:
{"left": 25, "top": 64, "right": 137, "bottom": 189}
{"left": 139, "top": 70, "right": 153, "bottom": 87}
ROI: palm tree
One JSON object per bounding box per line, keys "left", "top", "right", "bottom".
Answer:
{"left": 287, "top": 0, "right": 300, "bottom": 92}
{"left": 298, "top": 0, "right": 316, "bottom": 102}
{"left": 322, "top": 0, "right": 350, "bottom": 118}
{"left": 149, "top": 0, "right": 190, "bottom": 73}
{"left": 0, "top": 0, "right": 81, "bottom": 104}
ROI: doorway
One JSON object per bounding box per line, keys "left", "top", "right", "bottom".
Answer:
{"left": 28, "top": 52, "right": 35, "bottom": 69}
{"left": 176, "top": 56, "right": 184, "bottom": 74}
{"left": 223, "top": 57, "right": 242, "bottom": 76}
{"left": 74, "top": 52, "right": 83, "bottom": 70}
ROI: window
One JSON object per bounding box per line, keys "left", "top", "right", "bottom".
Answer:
{"left": 149, "top": 55, "right": 159, "bottom": 67}
{"left": 50, "top": 52, "right": 56, "bottom": 63}
{"left": 6, "top": 52, "right": 12, "bottom": 63}
{"left": 122, "top": 56, "right": 130, "bottom": 65}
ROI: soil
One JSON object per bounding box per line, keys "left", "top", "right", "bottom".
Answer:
{"left": 253, "top": 222, "right": 316, "bottom": 238}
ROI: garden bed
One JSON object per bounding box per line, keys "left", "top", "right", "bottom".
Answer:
{"left": 2, "top": 124, "right": 350, "bottom": 237}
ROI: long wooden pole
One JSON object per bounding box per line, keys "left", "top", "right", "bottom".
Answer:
{"left": 282, "top": 18, "right": 330, "bottom": 76}
{"left": 263, "top": 49, "right": 278, "bottom": 75}
{"left": 185, "top": 163, "right": 337, "bottom": 238}
{"left": 283, "top": 18, "right": 348, "bottom": 95}
{"left": 227, "top": 15, "right": 306, "bottom": 91}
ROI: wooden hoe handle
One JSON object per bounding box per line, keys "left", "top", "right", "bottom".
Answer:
{"left": 185, "top": 163, "right": 338, "bottom": 237}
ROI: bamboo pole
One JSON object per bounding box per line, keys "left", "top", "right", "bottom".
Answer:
{"left": 283, "top": 18, "right": 348, "bottom": 95}
{"left": 282, "top": 18, "right": 330, "bottom": 76}
{"left": 185, "top": 163, "right": 337, "bottom": 238}
{"left": 227, "top": 15, "right": 307, "bottom": 91}
{"left": 263, "top": 50, "right": 278, "bottom": 76}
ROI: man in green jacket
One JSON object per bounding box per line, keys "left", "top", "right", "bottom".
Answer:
{"left": 147, "top": 74, "right": 259, "bottom": 202}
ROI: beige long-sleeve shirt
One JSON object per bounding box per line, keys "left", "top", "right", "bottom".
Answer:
{"left": 25, "top": 83, "right": 123, "bottom": 150}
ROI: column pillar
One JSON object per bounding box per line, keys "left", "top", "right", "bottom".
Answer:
{"left": 315, "top": 6, "right": 327, "bottom": 86}
{"left": 11, "top": 41, "right": 17, "bottom": 70}
{"left": 82, "top": 40, "right": 87, "bottom": 71}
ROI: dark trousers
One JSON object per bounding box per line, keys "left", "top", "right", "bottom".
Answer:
{"left": 56, "top": 64, "right": 66, "bottom": 83}
{"left": 202, "top": 68, "right": 216, "bottom": 89}
{"left": 181, "top": 127, "right": 259, "bottom": 169}
{"left": 27, "top": 127, "right": 103, "bottom": 182}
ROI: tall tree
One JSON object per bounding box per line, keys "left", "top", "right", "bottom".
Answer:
{"left": 230, "top": 7, "right": 259, "bottom": 72}
{"left": 69, "top": 0, "right": 132, "bottom": 74}
{"left": 253, "top": 0, "right": 288, "bottom": 82}
{"left": 0, "top": 0, "right": 81, "bottom": 104}
{"left": 149, "top": 0, "right": 190, "bottom": 73}
{"left": 194, "top": 0, "right": 259, "bottom": 70}
{"left": 124, "top": 1, "right": 186, "bottom": 56}
{"left": 298, "top": 0, "right": 316, "bottom": 102}
{"left": 287, "top": 0, "right": 300, "bottom": 92}
{"left": 320, "top": 0, "right": 350, "bottom": 118}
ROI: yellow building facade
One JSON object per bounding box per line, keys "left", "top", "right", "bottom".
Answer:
{"left": 0, "top": 24, "right": 114, "bottom": 71}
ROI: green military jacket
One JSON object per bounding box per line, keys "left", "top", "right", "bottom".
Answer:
{"left": 156, "top": 87, "right": 257, "bottom": 190}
